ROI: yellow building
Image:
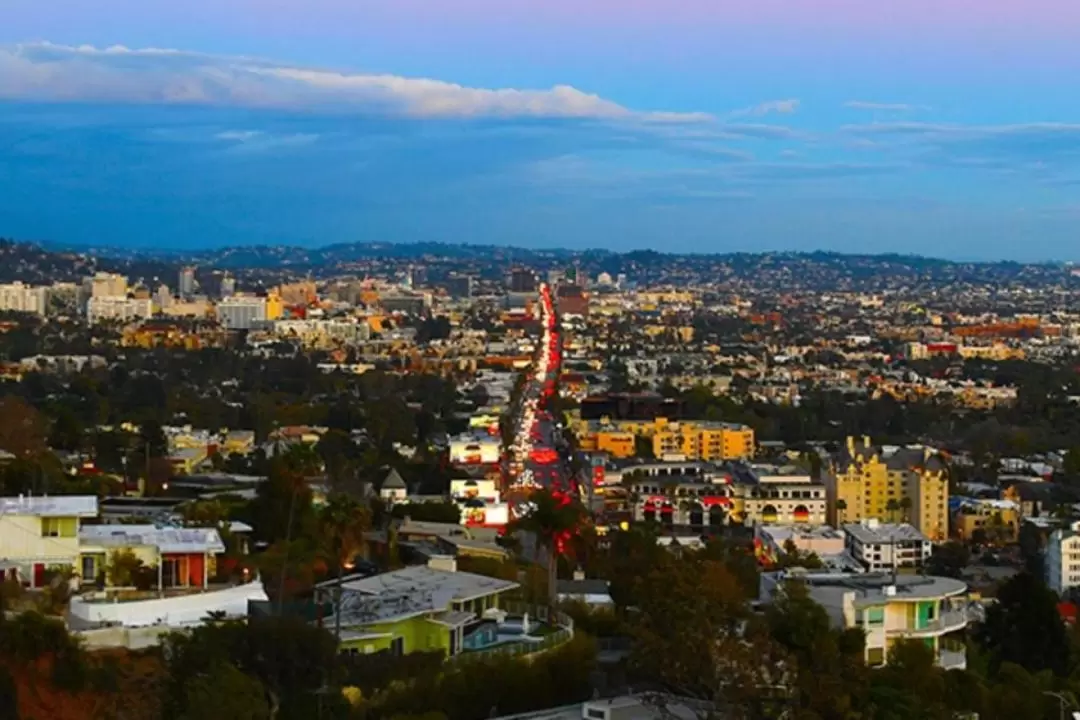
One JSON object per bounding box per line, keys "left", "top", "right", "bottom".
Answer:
{"left": 825, "top": 436, "right": 949, "bottom": 541}
{"left": 575, "top": 417, "right": 754, "bottom": 461}
{"left": 951, "top": 499, "right": 1019, "bottom": 544}
{"left": 266, "top": 293, "right": 284, "bottom": 321}
{"left": 0, "top": 495, "right": 98, "bottom": 588}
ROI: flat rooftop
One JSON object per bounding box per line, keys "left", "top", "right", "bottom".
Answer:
{"left": 843, "top": 522, "right": 930, "bottom": 545}
{"left": 787, "top": 570, "right": 967, "bottom": 606}
{"left": 80, "top": 524, "right": 226, "bottom": 554}
{"left": 0, "top": 495, "right": 98, "bottom": 517}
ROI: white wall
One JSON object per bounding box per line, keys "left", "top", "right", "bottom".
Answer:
{"left": 0, "top": 515, "right": 80, "bottom": 564}
{"left": 69, "top": 580, "right": 268, "bottom": 628}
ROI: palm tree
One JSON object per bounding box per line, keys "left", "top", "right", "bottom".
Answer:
{"left": 836, "top": 499, "right": 848, "bottom": 526}
{"left": 885, "top": 499, "right": 900, "bottom": 524}
{"left": 319, "top": 495, "right": 372, "bottom": 573}
{"left": 511, "top": 488, "right": 586, "bottom": 608}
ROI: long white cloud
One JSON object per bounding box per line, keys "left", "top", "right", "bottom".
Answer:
{"left": 0, "top": 42, "right": 713, "bottom": 122}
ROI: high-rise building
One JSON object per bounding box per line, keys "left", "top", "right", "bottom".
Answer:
{"left": 220, "top": 275, "right": 236, "bottom": 298}
{"left": 508, "top": 268, "right": 537, "bottom": 294}
{"left": 178, "top": 267, "right": 196, "bottom": 299}
{"left": 446, "top": 275, "right": 473, "bottom": 299}
{"left": 0, "top": 282, "right": 48, "bottom": 315}
{"left": 87, "top": 296, "right": 152, "bottom": 324}
{"left": 216, "top": 296, "right": 269, "bottom": 330}
{"left": 84, "top": 272, "right": 128, "bottom": 299}
{"left": 824, "top": 437, "right": 949, "bottom": 541}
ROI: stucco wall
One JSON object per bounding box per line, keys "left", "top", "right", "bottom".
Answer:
{"left": 69, "top": 579, "right": 268, "bottom": 627}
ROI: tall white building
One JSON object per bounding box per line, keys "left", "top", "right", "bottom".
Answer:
{"left": 179, "top": 267, "right": 196, "bottom": 298}
{"left": 0, "top": 282, "right": 48, "bottom": 315}
{"left": 87, "top": 296, "right": 152, "bottom": 324}
{"left": 843, "top": 520, "right": 932, "bottom": 573}
{"left": 217, "top": 296, "right": 267, "bottom": 330}
{"left": 84, "top": 272, "right": 128, "bottom": 299}
{"left": 1046, "top": 522, "right": 1080, "bottom": 595}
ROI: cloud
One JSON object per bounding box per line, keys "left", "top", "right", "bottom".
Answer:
{"left": 730, "top": 99, "right": 800, "bottom": 118}
{"left": 0, "top": 42, "right": 711, "bottom": 122}
{"left": 841, "top": 121, "right": 1080, "bottom": 176}
{"left": 845, "top": 100, "right": 924, "bottom": 112}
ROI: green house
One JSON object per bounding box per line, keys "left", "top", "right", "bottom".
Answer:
{"left": 316, "top": 559, "right": 519, "bottom": 657}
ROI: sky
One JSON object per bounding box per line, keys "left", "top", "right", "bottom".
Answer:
{"left": 2, "top": 1, "right": 1080, "bottom": 260}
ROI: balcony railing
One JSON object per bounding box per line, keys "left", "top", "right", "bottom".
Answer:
{"left": 888, "top": 610, "right": 968, "bottom": 637}
{"left": 450, "top": 602, "right": 575, "bottom": 662}
{"left": 937, "top": 648, "right": 967, "bottom": 671}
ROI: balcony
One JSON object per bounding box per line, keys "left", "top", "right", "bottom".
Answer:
{"left": 937, "top": 647, "right": 967, "bottom": 671}
{"left": 888, "top": 610, "right": 968, "bottom": 637}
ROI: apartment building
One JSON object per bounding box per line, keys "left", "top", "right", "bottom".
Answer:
{"left": 1046, "top": 522, "right": 1080, "bottom": 595}
{"left": 825, "top": 436, "right": 949, "bottom": 541}
{"left": 843, "top": 520, "right": 932, "bottom": 572}
{"left": 87, "top": 296, "right": 153, "bottom": 324}
{"left": 731, "top": 470, "right": 828, "bottom": 526}
{"left": 0, "top": 282, "right": 48, "bottom": 315}
{"left": 84, "top": 272, "right": 128, "bottom": 299}
{"left": 217, "top": 294, "right": 283, "bottom": 329}
{"left": 575, "top": 417, "right": 755, "bottom": 462}
{"left": 951, "top": 498, "right": 1020, "bottom": 544}
{"left": 762, "top": 571, "right": 970, "bottom": 669}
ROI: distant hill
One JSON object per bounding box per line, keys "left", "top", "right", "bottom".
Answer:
{"left": 7, "top": 237, "right": 1073, "bottom": 291}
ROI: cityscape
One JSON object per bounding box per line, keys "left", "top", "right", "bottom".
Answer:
{"left": 0, "top": 239, "right": 1075, "bottom": 718}
{"left": 4, "top": 1, "right": 1080, "bottom": 718}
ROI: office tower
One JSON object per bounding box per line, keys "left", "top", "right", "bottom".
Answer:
{"left": 179, "top": 267, "right": 196, "bottom": 299}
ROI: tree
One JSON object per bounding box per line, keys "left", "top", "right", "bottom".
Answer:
{"left": 836, "top": 498, "right": 848, "bottom": 525}
{"left": 633, "top": 435, "right": 655, "bottom": 459}
{"left": 0, "top": 396, "right": 47, "bottom": 458}
{"left": 178, "top": 662, "right": 270, "bottom": 720}
{"left": 631, "top": 554, "right": 790, "bottom": 719}
{"left": 765, "top": 579, "right": 869, "bottom": 718}
{"left": 319, "top": 494, "right": 371, "bottom": 573}
{"left": 162, "top": 616, "right": 337, "bottom": 720}
{"left": 390, "top": 501, "right": 462, "bottom": 525}
{"left": 49, "top": 407, "right": 84, "bottom": 452}
{"left": 886, "top": 498, "right": 901, "bottom": 523}
{"left": 510, "top": 488, "right": 586, "bottom": 607}
{"left": 979, "top": 571, "right": 1069, "bottom": 676}
{"left": 927, "top": 541, "right": 970, "bottom": 580}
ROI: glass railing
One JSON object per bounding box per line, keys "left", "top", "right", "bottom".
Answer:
{"left": 889, "top": 610, "right": 968, "bottom": 636}
{"left": 450, "top": 602, "right": 575, "bottom": 662}
{"left": 937, "top": 647, "right": 967, "bottom": 670}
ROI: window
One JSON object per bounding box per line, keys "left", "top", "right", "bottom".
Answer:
{"left": 41, "top": 517, "right": 75, "bottom": 538}
{"left": 866, "top": 607, "right": 885, "bottom": 626}
{"left": 586, "top": 710, "right": 607, "bottom": 720}
{"left": 867, "top": 647, "right": 885, "bottom": 666}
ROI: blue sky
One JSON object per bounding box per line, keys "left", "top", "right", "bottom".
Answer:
{"left": 2, "top": 4, "right": 1080, "bottom": 259}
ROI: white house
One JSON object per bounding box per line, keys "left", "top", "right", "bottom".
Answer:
{"left": 842, "top": 520, "right": 932, "bottom": 573}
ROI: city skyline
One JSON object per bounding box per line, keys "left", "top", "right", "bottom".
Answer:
{"left": 2, "top": 1, "right": 1080, "bottom": 259}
